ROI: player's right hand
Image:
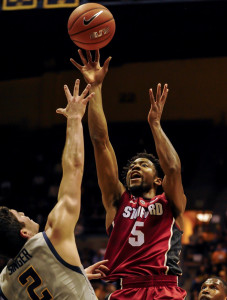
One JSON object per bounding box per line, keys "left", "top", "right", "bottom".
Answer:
{"left": 70, "top": 49, "right": 111, "bottom": 85}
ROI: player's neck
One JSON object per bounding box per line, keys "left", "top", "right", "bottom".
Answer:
{"left": 141, "top": 189, "right": 156, "bottom": 200}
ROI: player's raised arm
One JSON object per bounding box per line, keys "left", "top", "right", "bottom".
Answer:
{"left": 148, "top": 84, "right": 186, "bottom": 229}
{"left": 71, "top": 50, "right": 125, "bottom": 229}
{"left": 45, "top": 79, "right": 94, "bottom": 250}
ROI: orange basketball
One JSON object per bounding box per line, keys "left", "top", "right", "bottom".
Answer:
{"left": 68, "top": 3, "right": 116, "bottom": 50}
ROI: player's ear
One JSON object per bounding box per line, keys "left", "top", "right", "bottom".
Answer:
{"left": 20, "top": 228, "right": 30, "bottom": 239}
{"left": 154, "top": 177, "right": 162, "bottom": 186}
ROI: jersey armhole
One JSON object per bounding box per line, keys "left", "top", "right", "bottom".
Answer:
{"left": 106, "top": 190, "right": 129, "bottom": 236}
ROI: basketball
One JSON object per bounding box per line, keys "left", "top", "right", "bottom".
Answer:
{"left": 68, "top": 3, "right": 116, "bottom": 50}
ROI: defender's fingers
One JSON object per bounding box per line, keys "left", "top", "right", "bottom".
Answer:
{"left": 73, "top": 79, "right": 80, "bottom": 98}
{"left": 97, "top": 265, "right": 110, "bottom": 272}
{"left": 94, "top": 269, "right": 106, "bottom": 277}
{"left": 80, "top": 83, "right": 91, "bottom": 98}
{"left": 78, "top": 49, "right": 88, "bottom": 65}
{"left": 56, "top": 108, "right": 65, "bottom": 115}
{"left": 90, "top": 273, "right": 102, "bottom": 279}
{"left": 64, "top": 85, "right": 72, "bottom": 102}
{"left": 82, "top": 92, "right": 95, "bottom": 105}
{"left": 91, "top": 259, "right": 109, "bottom": 268}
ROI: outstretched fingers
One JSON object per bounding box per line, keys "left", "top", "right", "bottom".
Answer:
{"left": 78, "top": 48, "right": 88, "bottom": 65}
{"left": 56, "top": 85, "right": 70, "bottom": 116}
{"left": 94, "top": 49, "right": 100, "bottom": 63}
{"left": 86, "top": 50, "right": 93, "bottom": 63}
{"left": 149, "top": 88, "right": 156, "bottom": 107}
{"left": 82, "top": 92, "right": 95, "bottom": 105}
{"left": 73, "top": 79, "right": 80, "bottom": 98}
{"left": 80, "top": 83, "right": 91, "bottom": 98}
{"left": 103, "top": 56, "right": 112, "bottom": 73}
{"left": 70, "top": 57, "right": 83, "bottom": 70}
{"left": 63, "top": 84, "right": 72, "bottom": 103}
{"left": 56, "top": 107, "right": 65, "bottom": 116}
{"left": 161, "top": 83, "right": 169, "bottom": 103}
{"left": 156, "top": 83, "right": 162, "bottom": 101}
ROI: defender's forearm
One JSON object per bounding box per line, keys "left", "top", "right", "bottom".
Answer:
{"left": 63, "top": 117, "right": 84, "bottom": 172}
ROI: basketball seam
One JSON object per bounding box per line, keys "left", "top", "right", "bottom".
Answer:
{"left": 72, "top": 32, "right": 114, "bottom": 46}
{"left": 69, "top": 18, "right": 114, "bottom": 37}
{"left": 68, "top": 8, "right": 109, "bottom": 32}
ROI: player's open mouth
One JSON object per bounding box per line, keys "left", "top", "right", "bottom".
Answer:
{"left": 199, "top": 296, "right": 210, "bottom": 300}
{"left": 130, "top": 172, "right": 141, "bottom": 179}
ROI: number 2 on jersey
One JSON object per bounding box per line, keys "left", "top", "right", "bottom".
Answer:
{"left": 18, "top": 266, "right": 53, "bottom": 300}
{"left": 129, "top": 221, "right": 145, "bottom": 246}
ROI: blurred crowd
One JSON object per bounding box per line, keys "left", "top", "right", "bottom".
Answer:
{"left": 181, "top": 219, "right": 227, "bottom": 299}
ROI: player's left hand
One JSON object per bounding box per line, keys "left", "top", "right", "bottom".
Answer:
{"left": 148, "top": 83, "right": 169, "bottom": 126}
{"left": 70, "top": 49, "right": 111, "bottom": 86}
{"left": 85, "top": 259, "right": 109, "bottom": 280}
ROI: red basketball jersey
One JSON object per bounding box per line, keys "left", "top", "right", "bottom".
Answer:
{"left": 104, "top": 191, "right": 183, "bottom": 282}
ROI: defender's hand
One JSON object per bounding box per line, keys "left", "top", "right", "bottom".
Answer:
{"left": 85, "top": 259, "right": 109, "bottom": 280}
{"left": 56, "top": 79, "right": 95, "bottom": 119}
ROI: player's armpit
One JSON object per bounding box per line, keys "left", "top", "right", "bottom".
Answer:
{"left": 162, "top": 173, "right": 187, "bottom": 217}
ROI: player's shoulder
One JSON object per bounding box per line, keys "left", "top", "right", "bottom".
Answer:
{"left": 154, "top": 192, "right": 170, "bottom": 206}
{"left": 155, "top": 192, "right": 167, "bottom": 200}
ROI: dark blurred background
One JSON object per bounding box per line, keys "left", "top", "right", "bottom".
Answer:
{"left": 0, "top": 0, "right": 227, "bottom": 299}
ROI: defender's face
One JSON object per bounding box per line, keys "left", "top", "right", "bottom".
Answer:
{"left": 10, "top": 209, "right": 39, "bottom": 236}
{"left": 126, "top": 158, "right": 157, "bottom": 191}
{"left": 198, "top": 278, "right": 227, "bottom": 300}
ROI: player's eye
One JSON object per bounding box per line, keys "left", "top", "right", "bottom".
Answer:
{"left": 142, "top": 163, "right": 148, "bottom": 167}
{"left": 201, "top": 285, "right": 206, "bottom": 290}
{"left": 210, "top": 285, "right": 218, "bottom": 290}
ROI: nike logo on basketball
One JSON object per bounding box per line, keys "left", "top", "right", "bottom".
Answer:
{"left": 83, "top": 10, "right": 103, "bottom": 26}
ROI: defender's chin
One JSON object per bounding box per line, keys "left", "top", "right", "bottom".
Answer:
{"left": 35, "top": 222, "right": 40, "bottom": 233}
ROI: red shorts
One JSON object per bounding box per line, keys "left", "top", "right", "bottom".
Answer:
{"left": 106, "top": 275, "right": 187, "bottom": 300}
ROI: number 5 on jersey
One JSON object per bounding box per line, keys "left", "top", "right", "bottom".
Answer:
{"left": 129, "top": 221, "right": 145, "bottom": 247}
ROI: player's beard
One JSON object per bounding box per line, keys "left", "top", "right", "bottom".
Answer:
{"left": 128, "top": 183, "right": 151, "bottom": 197}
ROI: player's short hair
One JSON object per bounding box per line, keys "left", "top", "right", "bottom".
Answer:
{"left": 0, "top": 206, "right": 25, "bottom": 258}
{"left": 121, "top": 151, "right": 164, "bottom": 187}
{"left": 204, "top": 277, "right": 227, "bottom": 295}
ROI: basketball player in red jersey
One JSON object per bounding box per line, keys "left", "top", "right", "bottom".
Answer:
{"left": 71, "top": 50, "right": 187, "bottom": 299}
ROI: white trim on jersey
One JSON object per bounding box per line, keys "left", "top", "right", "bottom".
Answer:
{"left": 164, "top": 217, "right": 175, "bottom": 275}
{"left": 120, "top": 278, "right": 123, "bottom": 289}
{"left": 107, "top": 292, "right": 113, "bottom": 300}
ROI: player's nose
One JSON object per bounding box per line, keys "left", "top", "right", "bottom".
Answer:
{"left": 201, "top": 288, "right": 209, "bottom": 294}
{"left": 132, "top": 164, "right": 140, "bottom": 170}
